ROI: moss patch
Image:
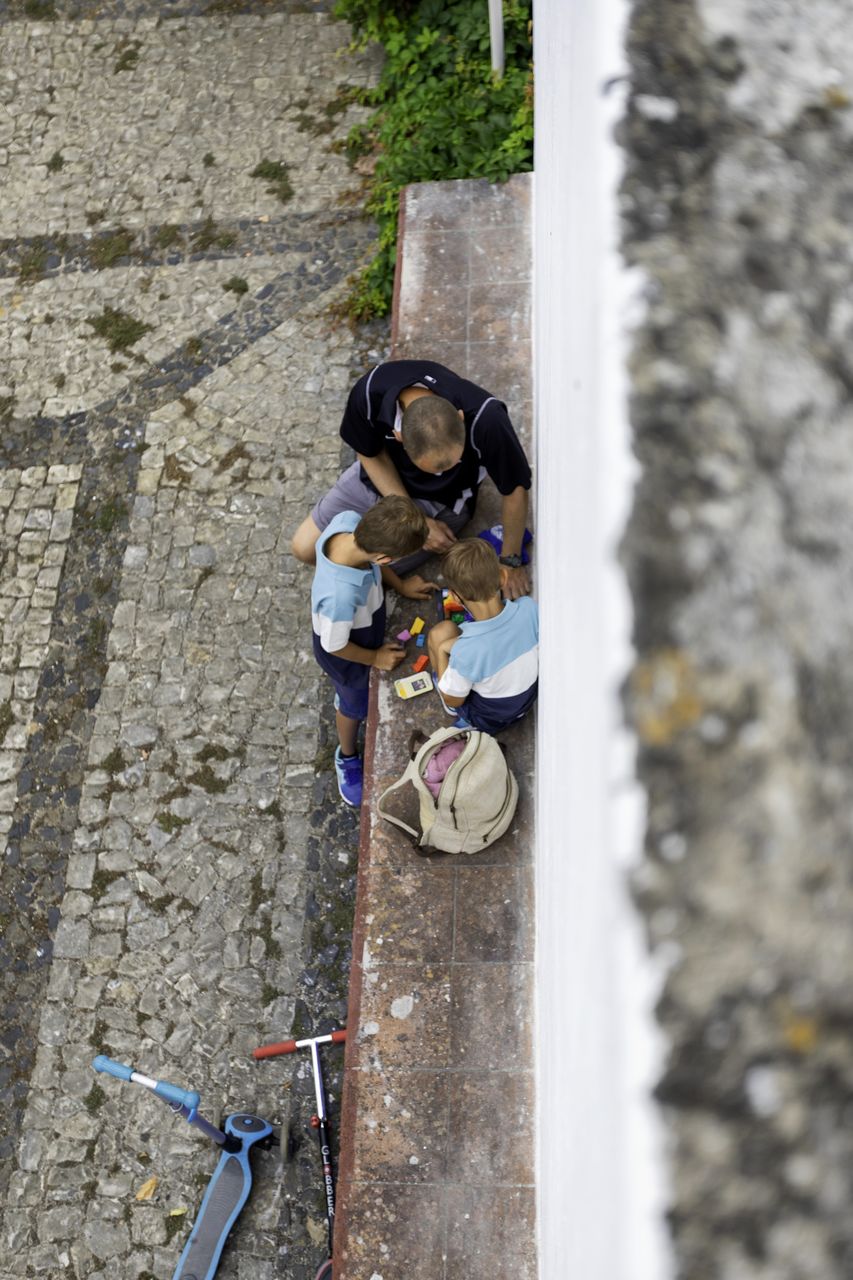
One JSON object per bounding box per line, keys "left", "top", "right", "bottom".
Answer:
{"left": 86, "top": 307, "right": 152, "bottom": 354}
{"left": 84, "top": 1083, "right": 106, "bottom": 1114}
{"left": 18, "top": 239, "right": 49, "bottom": 284}
{"left": 222, "top": 275, "right": 249, "bottom": 294}
{"left": 114, "top": 41, "right": 141, "bottom": 73}
{"left": 156, "top": 812, "right": 190, "bottom": 834}
{"left": 187, "top": 763, "right": 227, "bottom": 794}
{"left": 215, "top": 443, "right": 251, "bottom": 473}
{"left": 90, "top": 227, "right": 134, "bottom": 269}
{"left": 191, "top": 216, "right": 236, "bottom": 252}
{"left": 250, "top": 159, "right": 294, "bottom": 204}
{"left": 248, "top": 870, "right": 264, "bottom": 914}
{"left": 101, "top": 747, "right": 125, "bottom": 775}
{"left": 164, "top": 454, "right": 192, "bottom": 485}
{"left": 46, "top": 150, "right": 64, "bottom": 173}
{"left": 155, "top": 223, "right": 182, "bottom": 250}
{"left": 0, "top": 701, "right": 13, "bottom": 743}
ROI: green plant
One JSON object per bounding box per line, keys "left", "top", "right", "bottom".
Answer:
{"left": 46, "top": 150, "right": 64, "bottom": 173}
{"left": 222, "top": 275, "right": 249, "bottom": 294}
{"left": 333, "top": 0, "right": 533, "bottom": 318}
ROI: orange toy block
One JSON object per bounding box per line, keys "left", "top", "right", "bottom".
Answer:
{"left": 412, "top": 654, "right": 430, "bottom": 673}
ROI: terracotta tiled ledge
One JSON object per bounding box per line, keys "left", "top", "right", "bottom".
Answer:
{"left": 335, "top": 174, "right": 536, "bottom": 1280}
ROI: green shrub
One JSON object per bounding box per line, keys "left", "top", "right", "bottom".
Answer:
{"left": 334, "top": 0, "right": 533, "bottom": 319}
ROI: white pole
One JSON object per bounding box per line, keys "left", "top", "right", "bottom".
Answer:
{"left": 488, "top": 0, "right": 505, "bottom": 77}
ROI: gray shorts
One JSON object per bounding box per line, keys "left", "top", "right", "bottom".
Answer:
{"left": 310, "top": 461, "right": 474, "bottom": 573}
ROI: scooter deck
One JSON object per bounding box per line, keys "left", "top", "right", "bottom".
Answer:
{"left": 172, "top": 1114, "right": 273, "bottom": 1280}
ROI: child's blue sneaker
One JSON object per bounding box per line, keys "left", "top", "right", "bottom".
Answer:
{"left": 334, "top": 747, "right": 363, "bottom": 807}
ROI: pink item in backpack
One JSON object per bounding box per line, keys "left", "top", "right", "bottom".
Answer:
{"left": 422, "top": 737, "right": 466, "bottom": 799}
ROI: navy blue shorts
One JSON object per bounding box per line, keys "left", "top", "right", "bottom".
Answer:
{"left": 332, "top": 681, "right": 369, "bottom": 722}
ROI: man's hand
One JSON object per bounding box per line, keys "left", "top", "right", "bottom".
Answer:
{"left": 372, "top": 642, "right": 407, "bottom": 672}
{"left": 398, "top": 574, "right": 440, "bottom": 601}
{"left": 502, "top": 565, "right": 531, "bottom": 600}
{"left": 424, "top": 517, "right": 457, "bottom": 554}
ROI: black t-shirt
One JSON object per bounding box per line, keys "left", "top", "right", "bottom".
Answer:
{"left": 340, "top": 360, "right": 532, "bottom": 508}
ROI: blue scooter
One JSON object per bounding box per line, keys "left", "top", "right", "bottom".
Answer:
{"left": 93, "top": 1054, "right": 274, "bottom": 1280}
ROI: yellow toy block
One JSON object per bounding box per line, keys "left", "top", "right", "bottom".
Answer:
{"left": 410, "top": 616, "right": 425, "bottom": 636}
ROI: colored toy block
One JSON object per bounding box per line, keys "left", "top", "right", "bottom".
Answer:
{"left": 416, "top": 634, "right": 425, "bottom": 647}
{"left": 410, "top": 616, "right": 425, "bottom": 636}
{"left": 412, "top": 654, "right": 429, "bottom": 673}
{"left": 396, "top": 629, "right": 411, "bottom": 642}
{"left": 451, "top": 612, "right": 465, "bottom": 624}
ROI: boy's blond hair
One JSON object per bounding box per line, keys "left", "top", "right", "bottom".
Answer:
{"left": 443, "top": 538, "right": 501, "bottom": 603}
{"left": 354, "top": 495, "right": 427, "bottom": 558}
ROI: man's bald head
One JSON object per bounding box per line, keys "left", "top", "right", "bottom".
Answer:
{"left": 401, "top": 395, "right": 465, "bottom": 474}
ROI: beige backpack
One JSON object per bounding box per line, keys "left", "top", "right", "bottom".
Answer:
{"left": 377, "top": 725, "right": 518, "bottom": 854}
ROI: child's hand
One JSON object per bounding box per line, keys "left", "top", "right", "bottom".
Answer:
{"left": 398, "top": 575, "right": 440, "bottom": 601}
{"left": 372, "top": 643, "right": 406, "bottom": 671}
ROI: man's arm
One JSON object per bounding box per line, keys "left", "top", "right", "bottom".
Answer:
{"left": 357, "top": 450, "right": 408, "bottom": 499}
{"left": 469, "top": 399, "right": 532, "bottom": 597}
{"left": 500, "top": 485, "right": 531, "bottom": 600}
{"left": 381, "top": 565, "right": 440, "bottom": 600}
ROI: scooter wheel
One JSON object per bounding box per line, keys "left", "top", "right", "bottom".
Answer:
{"left": 314, "top": 1259, "right": 333, "bottom": 1280}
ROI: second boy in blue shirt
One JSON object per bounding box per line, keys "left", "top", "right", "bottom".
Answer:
{"left": 311, "top": 496, "right": 437, "bottom": 807}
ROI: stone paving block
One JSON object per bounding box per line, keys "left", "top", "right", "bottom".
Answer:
{"left": 450, "top": 963, "right": 534, "bottom": 1072}
{"left": 349, "top": 1067, "right": 449, "bottom": 1184}
{"left": 445, "top": 1186, "right": 536, "bottom": 1280}
{"left": 453, "top": 863, "right": 535, "bottom": 963}
{"left": 356, "top": 961, "right": 452, "bottom": 1071}
{"left": 337, "top": 1183, "right": 448, "bottom": 1280}
{"left": 360, "top": 863, "right": 456, "bottom": 965}
{"left": 445, "top": 1070, "right": 535, "bottom": 1187}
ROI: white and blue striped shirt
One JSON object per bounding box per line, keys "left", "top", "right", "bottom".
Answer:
{"left": 438, "top": 596, "right": 539, "bottom": 734}
{"left": 311, "top": 511, "right": 385, "bottom": 689}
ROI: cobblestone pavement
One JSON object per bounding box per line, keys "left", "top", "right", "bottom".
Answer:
{"left": 0, "top": 6, "right": 387, "bottom": 1277}
{"left": 623, "top": 1, "right": 853, "bottom": 1276}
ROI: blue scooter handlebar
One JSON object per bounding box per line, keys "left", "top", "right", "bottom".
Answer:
{"left": 93, "top": 1055, "right": 201, "bottom": 1111}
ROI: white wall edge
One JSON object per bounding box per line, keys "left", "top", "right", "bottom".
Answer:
{"left": 533, "top": 1, "right": 673, "bottom": 1277}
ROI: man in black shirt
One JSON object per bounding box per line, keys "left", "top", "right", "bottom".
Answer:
{"left": 291, "top": 360, "right": 532, "bottom": 598}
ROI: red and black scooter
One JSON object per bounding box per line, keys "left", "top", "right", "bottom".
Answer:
{"left": 253, "top": 1028, "right": 347, "bottom": 1280}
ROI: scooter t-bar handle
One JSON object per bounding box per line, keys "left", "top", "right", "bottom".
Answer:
{"left": 252, "top": 1029, "right": 347, "bottom": 1059}
{"left": 94, "top": 1055, "right": 201, "bottom": 1111}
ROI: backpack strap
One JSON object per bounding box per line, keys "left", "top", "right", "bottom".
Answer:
{"left": 376, "top": 758, "right": 424, "bottom": 842}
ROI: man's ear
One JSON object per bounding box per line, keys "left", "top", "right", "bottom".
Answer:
{"left": 499, "top": 566, "right": 509, "bottom": 592}
{"left": 457, "top": 408, "right": 464, "bottom": 421}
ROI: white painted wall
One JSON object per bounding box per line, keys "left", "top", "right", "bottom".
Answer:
{"left": 533, "top": 2, "right": 673, "bottom": 1277}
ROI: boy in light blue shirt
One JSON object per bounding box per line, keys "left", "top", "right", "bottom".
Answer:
{"left": 311, "top": 495, "right": 436, "bottom": 806}
{"left": 428, "top": 538, "right": 538, "bottom": 735}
